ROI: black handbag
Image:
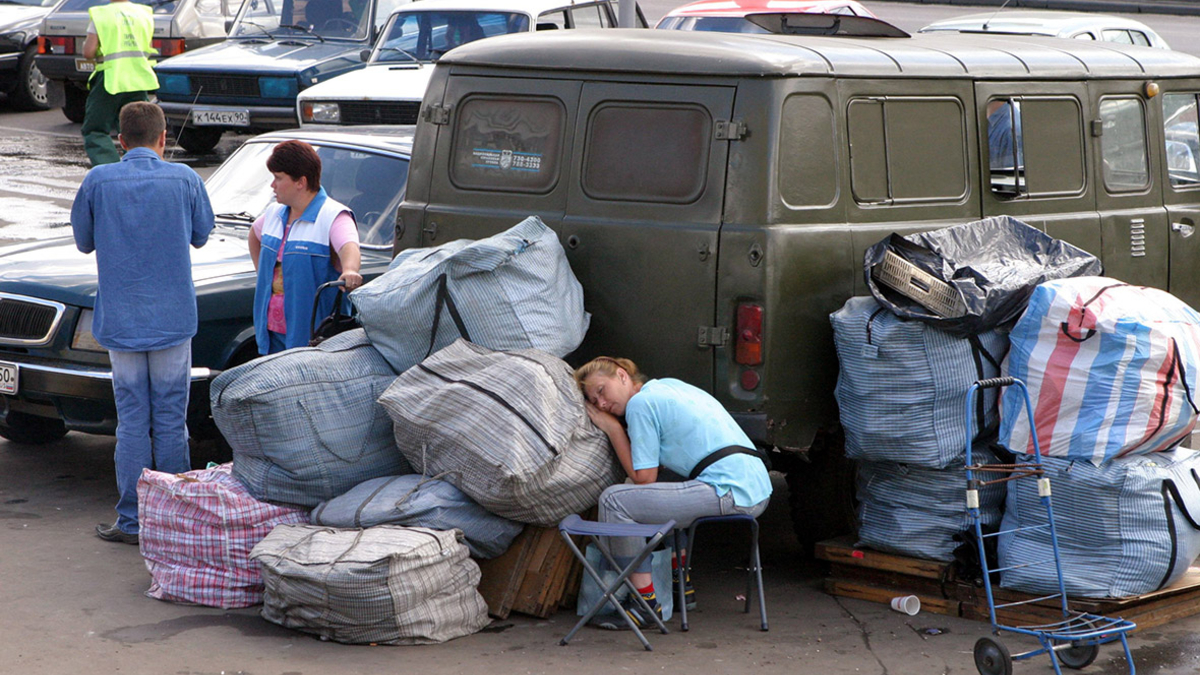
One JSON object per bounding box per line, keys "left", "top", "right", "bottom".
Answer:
{"left": 309, "top": 280, "right": 359, "bottom": 346}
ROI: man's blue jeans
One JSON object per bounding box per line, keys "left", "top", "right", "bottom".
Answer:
{"left": 109, "top": 342, "right": 192, "bottom": 535}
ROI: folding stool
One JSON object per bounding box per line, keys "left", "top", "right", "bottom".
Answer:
{"left": 674, "top": 513, "right": 768, "bottom": 632}
{"left": 558, "top": 514, "right": 675, "bottom": 651}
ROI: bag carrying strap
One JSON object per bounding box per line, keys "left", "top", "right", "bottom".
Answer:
{"left": 425, "top": 273, "right": 472, "bottom": 359}
{"left": 689, "top": 445, "right": 771, "bottom": 481}
{"left": 1156, "top": 469, "right": 1200, "bottom": 590}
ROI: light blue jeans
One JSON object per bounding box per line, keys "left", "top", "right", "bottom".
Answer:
{"left": 109, "top": 342, "right": 193, "bottom": 535}
{"left": 598, "top": 480, "right": 769, "bottom": 573}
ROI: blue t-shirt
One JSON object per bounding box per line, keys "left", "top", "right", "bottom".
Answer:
{"left": 625, "top": 378, "right": 772, "bottom": 508}
{"left": 71, "top": 147, "right": 214, "bottom": 352}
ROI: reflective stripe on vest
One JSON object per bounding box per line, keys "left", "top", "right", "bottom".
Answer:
{"left": 88, "top": 2, "right": 158, "bottom": 94}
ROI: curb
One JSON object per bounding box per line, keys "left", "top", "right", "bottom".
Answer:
{"left": 868, "top": 0, "right": 1200, "bottom": 17}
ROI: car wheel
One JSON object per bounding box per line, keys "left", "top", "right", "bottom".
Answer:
{"left": 10, "top": 45, "right": 49, "bottom": 111}
{"left": 62, "top": 83, "right": 87, "bottom": 123}
{"left": 174, "top": 125, "right": 223, "bottom": 155}
{"left": 0, "top": 411, "right": 68, "bottom": 445}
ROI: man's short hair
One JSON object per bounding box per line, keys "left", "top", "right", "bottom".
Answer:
{"left": 266, "top": 140, "right": 322, "bottom": 192}
{"left": 118, "top": 102, "right": 166, "bottom": 148}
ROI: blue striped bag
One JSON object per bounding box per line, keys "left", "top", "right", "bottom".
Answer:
{"left": 833, "top": 296, "right": 1008, "bottom": 468}
{"left": 856, "top": 447, "right": 1006, "bottom": 562}
{"left": 998, "top": 449, "right": 1200, "bottom": 598}
{"left": 1000, "top": 277, "right": 1200, "bottom": 465}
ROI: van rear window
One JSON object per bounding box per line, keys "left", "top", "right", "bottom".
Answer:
{"left": 450, "top": 97, "right": 564, "bottom": 193}
{"left": 582, "top": 103, "right": 711, "bottom": 203}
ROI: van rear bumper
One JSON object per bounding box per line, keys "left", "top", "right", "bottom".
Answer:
{"left": 731, "top": 411, "right": 769, "bottom": 446}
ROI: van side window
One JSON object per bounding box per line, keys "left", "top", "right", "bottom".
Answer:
{"left": 582, "top": 103, "right": 711, "bottom": 203}
{"left": 569, "top": 4, "right": 611, "bottom": 28}
{"left": 847, "top": 97, "right": 968, "bottom": 205}
{"left": 450, "top": 97, "right": 565, "bottom": 193}
{"left": 1164, "top": 93, "right": 1200, "bottom": 188}
{"left": 1098, "top": 97, "right": 1150, "bottom": 192}
{"left": 779, "top": 94, "right": 837, "bottom": 208}
{"left": 537, "top": 10, "right": 567, "bottom": 29}
{"left": 987, "top": 96, "right": 1085, "bottom": 199}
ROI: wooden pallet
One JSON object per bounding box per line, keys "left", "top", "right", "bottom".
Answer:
{"left": 816, "top": 537, "right": 1200, "bottom": 632}
{"left": 476, "top": 524, "right": 583, "bottom": 620}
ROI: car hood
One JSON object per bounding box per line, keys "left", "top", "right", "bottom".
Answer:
{"left": 156, "top": 37, "right": 365, "bottom": 74}
{"left": 0, "top": 5, "right": 52, "bottom": 31}
{"left": 0, "top": 226, "right": 254, "bottom": 308}
{"left": 298, "top": 62, "right": 433, "bottom": 100}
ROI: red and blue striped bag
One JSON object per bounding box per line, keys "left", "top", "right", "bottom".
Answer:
{"left": 1000, "top": 277, "right": 1200, "bottom": 464}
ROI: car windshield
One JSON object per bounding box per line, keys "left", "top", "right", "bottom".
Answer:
{"left": 374, "top": 10, "right": 528, "bottom": 62}
{"left": 230, "top": 0, "right": 373, "bottom": 40}
{"left": 206, "top": 140, "right": 410, "bottom": 248}
{"left": 59, "top": 0, "right": 178, "bottom": 14}
{"left": 656, "top": 16, "right": 769, "bottom": 33}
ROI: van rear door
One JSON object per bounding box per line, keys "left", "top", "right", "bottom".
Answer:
{"left": 562, "top": 82, "right": 734, "bottom": 390}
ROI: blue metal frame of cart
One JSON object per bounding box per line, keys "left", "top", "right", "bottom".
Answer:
{"left": 964, "top": 376, "right": 1137, "bottom": 675}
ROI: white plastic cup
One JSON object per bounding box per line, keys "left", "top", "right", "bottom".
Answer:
{"left": 889, "top": 595, "right": 920, "bottom": 616}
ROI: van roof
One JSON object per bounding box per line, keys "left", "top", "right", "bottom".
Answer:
{"left": 441, "top": 28, "right": 1200, "bottom": 79}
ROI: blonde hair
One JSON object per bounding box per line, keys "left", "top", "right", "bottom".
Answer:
{"left": 573, "top": 356, "right": 646, "bottom": 390}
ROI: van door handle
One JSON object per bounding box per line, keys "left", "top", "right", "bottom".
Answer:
{"left": 1172, "top": 221, "right": 1195, "bottom": 238}
{"left": 423, "top": 221, "right": 438, "bottom": 240}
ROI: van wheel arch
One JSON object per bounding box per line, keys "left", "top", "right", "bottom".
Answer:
{"left": 782, "top": 427, "right": 857, "bottom": 557}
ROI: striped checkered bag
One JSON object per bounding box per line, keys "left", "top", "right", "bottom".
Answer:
{"left": 832, "top": 295, "right": 1008, "bottom": 468}
{"left": 855, "top": 446, "right": 1006, "bottom": 561}
{"left": 252, "top": 524, "right": 490, "bottom": 645}
{"left": 998, "top": 449, "right": 1200, "bottom": 598}
{"left": 350, "top": 215, "right": 590, "bottom": 375}
{"left": 212, "top": 329, "right": 411, "bottom": 507}
{"left": 377, "top": 339, "right": 623, "bottom": 526}
{"left": 1000, "top": 277, "right": 1200, "bottom": 464}
{"left": 137, "top": 464, "right": 309, "bottom": 609}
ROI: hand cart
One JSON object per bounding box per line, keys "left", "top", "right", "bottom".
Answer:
{"left": 964, "top": 376, "right": 1137, "bottom": 675}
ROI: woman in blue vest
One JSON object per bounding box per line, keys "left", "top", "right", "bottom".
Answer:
{"left": 575, "top": 356, "right": 772, "bottom": 630}
{"left": 249, "top": 140, "right": 363, "bottom": 354}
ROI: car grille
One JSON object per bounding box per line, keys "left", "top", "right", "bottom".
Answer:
{"left": 338, "top": 101, "right": 421, "bottom": 125}
{"left": 189, "top": 75, "right": 260, "bottom": 98}
{"left": 0, "top": 295, "right": 64, "bottom": 345}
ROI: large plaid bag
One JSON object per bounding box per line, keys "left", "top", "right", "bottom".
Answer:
{"left": 832, "top": 295, "right": 1008, "bottom": 468}
{"left": 1000, "top": 278, "right": 1200, "bottom": 464}
{"left": 309, "top": 475, "right": 524, "bottom": 559}
{"left": 377, "top": 340, "right": 623, "bottom": 526}
{"left": 350, "top": 215, "right": 589, "bottom": 375}
{"left": 212, "top": 329, "right": 410, "bottom": 507}
{"left": 251, "top": 524, "right": 490, "bottom": 645}
{"left": 137, "top": 464, "right": 309, "bottom": 609}
{"left": 856, "top": 446, "right": 1006, "bottom": 561}
{"left": 998, "top": 449, "right": 1200, "bottom": 598}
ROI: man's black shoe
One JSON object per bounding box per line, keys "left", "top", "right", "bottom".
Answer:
{"left": 95, "top": 523, "right": 138, "bottom": 545}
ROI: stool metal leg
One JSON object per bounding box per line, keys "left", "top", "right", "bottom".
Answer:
{"left": 674, "top": 529, "right": 688, "bottom": 632}
{"left": 750, "top": 518, "right": 768, "bottom": 631}
{"left": 559, "top": 533, "right": 656, "bottom": 650}
{"left": 592, "top": 534, "right": 671, "bottom": 637}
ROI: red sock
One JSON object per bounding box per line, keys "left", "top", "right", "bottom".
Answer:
{"left": 637, "top": 583, "right": 655, "bottom": 597}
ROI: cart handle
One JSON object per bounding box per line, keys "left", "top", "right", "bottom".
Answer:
{"left": 974, "top": 376, "right": 1015, "bottom": 390}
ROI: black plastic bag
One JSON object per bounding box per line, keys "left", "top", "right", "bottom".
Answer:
{"left": 309, "top": 281, "right": 359, "bottom": 347}
{"left": 864, "top": 216, "right": 1101, "bottom": 337}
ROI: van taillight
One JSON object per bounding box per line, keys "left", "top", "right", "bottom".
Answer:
{"left": 153, "top": 38, "right": 186, "bottom": 57}
{"left": 735, "top": 303, "right": 762, "bottom": 366}
{"left": 39, "top": 36, "right": 74, "bottom": 55}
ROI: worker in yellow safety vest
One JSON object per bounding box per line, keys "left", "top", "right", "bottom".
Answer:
{"left": 81, "top": 0, "right": 158, "bottom": 166}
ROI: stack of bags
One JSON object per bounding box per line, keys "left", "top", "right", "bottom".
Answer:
{"left": 138, "top": 216, "right": 622, "bottom": 645}
{"left": 995, "top": 278, "right": 1200, "bottom": 598}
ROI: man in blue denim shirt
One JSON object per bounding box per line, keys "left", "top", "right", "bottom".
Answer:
{"left": 70, "top": 101, "right": 214, "bottom": 544}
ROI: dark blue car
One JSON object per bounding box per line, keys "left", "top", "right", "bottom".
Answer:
{"left": 154, "top": 0, "right": 408, "bottom": 153}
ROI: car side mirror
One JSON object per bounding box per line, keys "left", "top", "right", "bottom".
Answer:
{"left": 360, "top": 48, "right": 371, "bottom": 62}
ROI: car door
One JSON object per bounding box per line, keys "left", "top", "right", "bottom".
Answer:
{"left": 562, "top": 82, "right": 734, "bottom": 388}
{"left": 1159, "top": 87, "right": 1200, "bottom": 309}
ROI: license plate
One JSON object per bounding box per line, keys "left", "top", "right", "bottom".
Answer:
{"left": 0, "top": 361, "right": 17, "bottom": 396}
{"left": 192, "top": 108, "right": 250, "bottom": 127}
{"left": 75, "top": 58, "right": 95, "bottom": 73}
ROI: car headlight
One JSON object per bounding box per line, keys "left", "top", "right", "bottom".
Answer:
{"left": 302, "top": 101, "right": 341, "bottom": 123}
{"left": 71, "top": 309, "right": 105, "bottom": 353}
{"left": 157, "top": 73, "right": 190, "bottom": 96}
{"left": 259, "top": 76, "right": 298, "bottom": 99}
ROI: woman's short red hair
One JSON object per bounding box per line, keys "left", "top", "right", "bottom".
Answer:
{"left": 266, "top": 140, "right": 322, "bottom": 192}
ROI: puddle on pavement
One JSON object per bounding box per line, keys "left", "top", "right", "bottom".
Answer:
{"left": 102, "top": 613, "right": 288, "bottom": 643}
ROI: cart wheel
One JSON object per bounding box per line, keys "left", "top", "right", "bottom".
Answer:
{"left": 1056, "top": 642, "right": 1100, "bottom": 669}
{"left": 974, "top": 637, "right": 1013, "bottom": 675}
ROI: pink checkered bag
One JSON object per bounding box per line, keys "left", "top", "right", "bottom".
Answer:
{"left": 137, "top": 464, "right": 309, "bottom": 608}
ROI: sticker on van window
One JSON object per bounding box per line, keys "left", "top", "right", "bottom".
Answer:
{"left": 472, "top": 148, "right": 543, "bottom": 173}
